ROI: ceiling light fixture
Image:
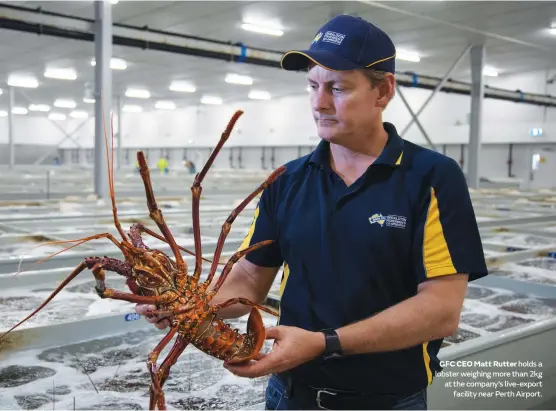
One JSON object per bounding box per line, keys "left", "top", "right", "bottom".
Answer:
{"left": 44, "top": 68, "right": 77, "bottom": 80}
{"left": 483, "top": 66, "right": 498, "bottom": 77}
{"left": 12, "top": 107, "right": 28, "bottom": 114}
{"left": 7, "top": 75, "right": 39, "bottom": 88}
{"left": 54, "top": 99, "right": 76, "bottom": 108}
{"left": 91, "top": 57, "right": 128, "bottom": 70}
{"left": 0, "top": 111, "right": 7, "bottom": 117}
{"left": 49, "top": 113, "right": 66, "bottom": 121}
{"left": 70, "top": 110, "right": 88, "bottom": 119}
{"left": 396, "top": 50, "right": 420, "bottom": 62}
{"left": 29, "top": 104, "right": 51, "bottom": 112}
{"left": 169, "top": 81, "right": 196, "bottom": 93}
{"left": 155, "top": 101, "right": 176, "bottom": 110}
{"left": 248, "top": 90, "right": 271, "bottom": 100}
{"left": 241, "top": 23, "right": 283, "bottom": 36}
{"left": 125, "top": 88, "right": 150, "bottom": 99}
{"left": 123, "top": 105, "right": 142, "bottom": 113}
{"left": 201, "top": 96, "right": 222, "bottom": 105}
{"left": 83, "top": 97, "right": 95, "bottom": 104}
{"left": 225, "top": 73, "right": 253, "bottom": 85}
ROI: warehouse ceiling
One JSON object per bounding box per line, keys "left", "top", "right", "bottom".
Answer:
{"left": 1, "top": 1, "right": 556, "bottom": 116}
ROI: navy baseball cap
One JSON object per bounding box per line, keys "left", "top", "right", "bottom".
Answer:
{"left": 280, "top": 14, "right": 396, "bottom": 73}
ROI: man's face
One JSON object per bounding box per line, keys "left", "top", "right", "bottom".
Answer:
{"left": 307, "top": 64, "right": 391, "bottom": 145}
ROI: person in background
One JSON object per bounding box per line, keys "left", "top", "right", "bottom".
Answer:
{"left": 184, "top": 159, "right": 196, "bottom": 174}
{"left": 157, "top": 156, "right": 169, "bottom": 174}
{"left": 136, "top": 14, "right": 487, "bottom": 410}
{"left": 187, "top": 160, "right": 196, "bottom": 174}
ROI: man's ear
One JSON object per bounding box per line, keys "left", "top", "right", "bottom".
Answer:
{"left": 376, "top": 74, "right": 396, "bottom": 109}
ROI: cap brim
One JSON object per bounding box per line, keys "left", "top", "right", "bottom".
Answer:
{"left": 280, "top": 50, "right": 362, "bottom": 71}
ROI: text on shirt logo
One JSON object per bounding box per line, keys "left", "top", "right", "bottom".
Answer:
{"left": 369, "top": 213, "right": 407, "bottom": 229}
{"left": 322, "top": 31, "right": 345, "bottom": 46}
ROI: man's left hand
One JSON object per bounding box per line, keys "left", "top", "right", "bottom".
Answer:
{"left": 223, "top": 325, "right": 325, "bottom": 378}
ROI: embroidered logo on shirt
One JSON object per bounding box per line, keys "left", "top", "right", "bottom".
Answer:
{"left": 369, "top": 213, "right": 386, "bottom": 226}
{"left": 322, "top": 31, "right": 345, "bottom": 46}
{"left": 369, "top": 213, "right": 407, "bottom": 229}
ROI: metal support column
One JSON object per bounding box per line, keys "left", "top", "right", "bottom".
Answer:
{"left": 468, "top": 44, "right": 485, "bottom": 189}
{"left": 117, "top": 94, "right": 122, "bottom": 169}
{"left": 7, "top": 86, "right": 14, "bottom": 169}
{"left": 94, "top": 0, "right": 112, "bottom": 198}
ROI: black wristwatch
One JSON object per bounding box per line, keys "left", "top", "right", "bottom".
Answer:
{"left": 320, "top": 329, "right": 343, "bottom": 361}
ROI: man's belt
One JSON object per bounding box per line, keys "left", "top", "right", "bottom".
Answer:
{"left": 276, "top": 373, "right": 418, "bottom": 410}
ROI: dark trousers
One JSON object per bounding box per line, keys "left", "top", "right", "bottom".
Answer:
{"left": 265, "top": 374, "right": 427, "bottom": 410}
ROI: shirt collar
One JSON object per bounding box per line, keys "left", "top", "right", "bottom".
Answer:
{"left": 309, "top": 122, "right": 404, "bottom": 169}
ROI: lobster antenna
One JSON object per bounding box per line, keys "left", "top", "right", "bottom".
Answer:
{"left": 101, "top": 92, "right": 129, "bottom": 243}
{"left": 15, "top": 233, "right": 118, "bottom": 275}
{"left": 111, "top": 112, "right": 115, "bottom": 199}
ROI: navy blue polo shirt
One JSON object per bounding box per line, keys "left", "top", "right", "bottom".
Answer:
{"left": 239, "top": 122, "right": 488, "bottom": 395}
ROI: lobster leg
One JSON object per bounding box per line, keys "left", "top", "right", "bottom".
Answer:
{"left": 136, "top": 151, "right": 187, "bottom": 273}
{"left": 131, "top": 222, "right": 220, "bottom": 265}
{"left": 91, "top": 263, "right": 160, "bottom": 304}
{"left": 203, "top": 165, "right": 287, "bottom": 287}
{"left": 206, "top": 240, "right": 273, "bottom": 295}
{"left": 85, "top": 256, "right": 132, "bottom": 277}
{"left": 150, "top": 335, "right": 190, "bottom": 410}
{"left": 84, "top": 256, "right": 138, "bottom": 293}
{"left": 190, "top": 111, "right": 244, "bottom": 282}
{"left": 147, "top": 326, "right": 178, "bottom": 410}
{"left": 212, "top": 297, "right": 279, "bottom": 317}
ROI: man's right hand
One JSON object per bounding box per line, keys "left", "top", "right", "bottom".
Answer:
{"left": 135, "top": 304, "right": 170, "bottom": 330}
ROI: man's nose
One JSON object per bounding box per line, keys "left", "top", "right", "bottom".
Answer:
{"left": 312, "top": 88, "right": 333, "bottom": 112}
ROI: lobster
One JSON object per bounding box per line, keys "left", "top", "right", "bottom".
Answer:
{"left": 0, "top": 109, "right": 286, "bottom": 410}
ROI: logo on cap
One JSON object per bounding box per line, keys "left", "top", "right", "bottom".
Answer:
{"left": 312, "top": 32, "right": 323, "bottom": 44}
{"left": 322, "top": 31, "right": 345, "bottom": 46}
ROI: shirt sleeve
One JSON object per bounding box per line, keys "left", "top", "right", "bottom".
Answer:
{"left": 413, "top": 158, "right": 488, "bottom": 283}
{"left": 239, "top": 187, "right": 284, "bottom": 268}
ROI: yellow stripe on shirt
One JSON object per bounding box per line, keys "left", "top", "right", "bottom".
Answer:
{"left": 238, "top": 206, "right": 260, "bottom": 252}
{"left": 422, "top": 342, "right": 433, "bottom": 385}
{"left": 423, "top": 187, "right": 456, "bottom": 277}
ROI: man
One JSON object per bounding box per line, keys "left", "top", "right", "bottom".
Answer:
{"left": 137, "top": 14, "right": 488, "bottom": 410}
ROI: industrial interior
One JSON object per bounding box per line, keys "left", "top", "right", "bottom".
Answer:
{"left": 0, "top": 1, "right": 555, "bottom": 410}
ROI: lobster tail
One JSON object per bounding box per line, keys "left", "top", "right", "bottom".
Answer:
{"left": 191, "top": 307, "right": 267, "bottom": 364}
{"left": 225, "top": 307, "right": 266, "bottom": 364}
{"left": 240, "top": 307, "right": 266, "bottom": 361}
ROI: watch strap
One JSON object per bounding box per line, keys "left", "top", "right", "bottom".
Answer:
{"left": 321, "top": 329, "right": 343, "bottom": 360}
